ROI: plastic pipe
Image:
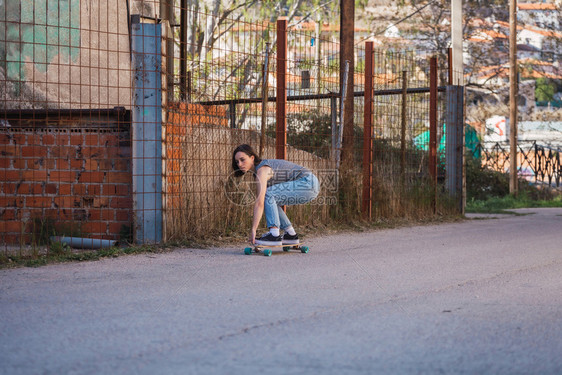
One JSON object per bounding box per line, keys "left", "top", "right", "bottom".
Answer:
{"left": 50, "top": 236, "right": 117, "bottom": 250}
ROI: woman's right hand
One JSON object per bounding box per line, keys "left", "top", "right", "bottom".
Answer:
{"left": 249, "top": 229, "right": 256, "bottom": 245}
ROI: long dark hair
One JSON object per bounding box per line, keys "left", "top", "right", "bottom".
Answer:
{"left": 232, "top": 144, "right": 262, "bottom": 177}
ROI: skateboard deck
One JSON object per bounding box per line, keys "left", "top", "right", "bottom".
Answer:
{"left": 244, "top": 243, "right": 309, "bottom": 257}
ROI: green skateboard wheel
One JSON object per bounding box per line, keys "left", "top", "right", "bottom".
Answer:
{"left": 244, "top": 247, "right": 253, "bottom": 255}
{"left": 283, "top": 246, "right": 290, "bottom": 252}
{"left": 300, "top": 246, "right": 309, "bottom": 253}
{"left": 263, "top": 249, "right": 272, "bottom": 257}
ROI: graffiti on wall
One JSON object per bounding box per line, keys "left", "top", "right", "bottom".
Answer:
{"left": 1, "top": 0, "right": 80, "bottom": 83}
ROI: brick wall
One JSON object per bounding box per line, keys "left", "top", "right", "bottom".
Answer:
{"left": 0, "top": 108, "right": 132, "bottom": 245}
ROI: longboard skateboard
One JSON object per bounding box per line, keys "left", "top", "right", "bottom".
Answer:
{"left": 244, "top": 243, "right": 309, "bottom": 257}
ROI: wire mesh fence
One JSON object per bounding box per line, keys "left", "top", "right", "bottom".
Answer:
{"left": 1, "top": 0, "right": 463, "bottom": 251}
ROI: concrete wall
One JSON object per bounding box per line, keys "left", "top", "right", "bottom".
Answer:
{"left": 1, "top": 0, "right": 132, "bottom": 109}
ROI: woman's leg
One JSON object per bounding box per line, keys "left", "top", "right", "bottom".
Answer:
{"left": 263, "top": 174, "right": 319, "bottom": 230}
{"left": 277, "top": 205, "right": 292, "bottom": 230}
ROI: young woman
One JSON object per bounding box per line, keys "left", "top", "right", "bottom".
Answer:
{"left": 232, "top": 144, "right": 320, "bottom": 246}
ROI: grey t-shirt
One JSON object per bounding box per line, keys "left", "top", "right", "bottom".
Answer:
{"left": 256, "top": 159, "right": 312, "bottom": 186}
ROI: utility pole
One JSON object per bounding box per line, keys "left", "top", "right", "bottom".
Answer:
{"left": 451, "top": 0, "right": 462, "bottom": 85}
{"left": 340, "top": 0, "right": 354, "bottom": 168}
{"left": 509, "top": 0, "right": 518, "bottom": 195}
{"left": 160, "top": 0, "right": 175, "bottom": 99}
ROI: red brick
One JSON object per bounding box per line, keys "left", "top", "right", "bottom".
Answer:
{"left": 50, "top": 171, "right": 76, "bottom": 183}
{"left": 109, "top": 222, "right": 123, "bottom": 235}
{"left": 74, "top": 184, "right": 87, "bottom": 195}
{"left": 82, "top": 222, "right": 107, "bottom": 234}
{"left": 51, "top": 146, "right": 72, "bottom": 158}
{"left": 57, "top": 159, "right": 70, "bottom": 169}
{"left": 114, "top": 159, "right": 130, "bottom": 171}
{"left": 26, "top": 197, "right": 52, "bottom": 208}
{"left": 42, "top": 134, "right": 55, "bottom": 145}
{"left": 103, "top": 184, "right": 117, "bottom": 195}
{"left": 27, "top": 134, "right": 42, "bottom": 144}
{"left": 110, "top": 197, "right": 132, "bottom": 209}
{"left": 0, "top": 209, "right": 16, "bottom": 220}
{"left": 31, "top": 183, "right": 43, "bottom": 194}
{"left": 44, "top": 159, "right": 55, "bottom": 169}
{"left": 1, "top": 197, "right": 24, "bottom": 207}
{"left": 85, "top": 134, "right": 100, "bottom": 146}
{"left": 93, "top": 197, "right": 110, "bottom": 208}
{"left": 59, "top": 184, "right": 72, "bottom": 195}
{"left": 16, "top": 181, "right": 31, "bottom": 194}
{"left": 0, "top": 234, "right": 20, "bottom": 244}
{"left": 101, "top": 134, "right": 119, "bottom": 146}
{"left": 88, "top": 185, "right": 101, "bottom": 195}
{"left": 70, "top": 158, "right": 83, "bottom": 169}
{"left": 12, "top": 158, "right": 26, "bottom": 169}
{"left": 70, "top": 135, "right": 83, "bottom": 145}
{"left": 98, "top": 160, "right": 114, "bottom": 170}
{"left": 45, "top": 183, "right": 57, "bottom": 194}
{"left": 44, "top": 209, "right": 59, "bottom": 219}
{"left": 116, "top": 210, "right": 130, "bottom": 221}
{"left": 78, "top": 172, "right": 105, "bottom": 183}
{"left": 50, "top": 209, "right": 72, "bottom": 221}
{"left": 12, "top": 134, "right": 26, "bottom": 144}
{"left": 0, "top": 221, "right": 23, "bottom": 233}
{"left": 27, "top": 159, "right": 43, "bottom": 170}
{"left": 1, "top": 145, "right": 19, "bottom": 156}
{"left": 0, "top": 134, "right": 11, "bottom": 144}
{"left": 3, "top": 170, "right": 20, "bottom": 181}
{"left": 85, "top": 159, "right": 98, "bottom": 171}
{"left": 3, "top": 183, "right": 16, "bottom": 194}
{"left": 90, "top": 209, "right": 114, "bottom": 221}
{"left": 106, "top": 172, "right": 130, "bottom": 184}
{"left": 54, "top": 196, "right": 81, "bottom": 208}
{"left": 55, "top": 135, "right": 70, "bottom": 145}
{"left": 116, "top": 185, "right": 130, "bottom": 196}
{"left": 22, "top": 146, "right": 48, "bottom": 158}
{"left": 106, "top": 147, "right": 130, "bottom": 158}
{"left": 81, "top": 147, "right": 104, "bottom": 158}
{"left": 0, "top": 158, "right": 10, "bottom": 168}
{"left": 22, "top": 170, "right": 47, "bottom": 181}
{"left": 88, "top": 209, "right": 101, "bottom": 220}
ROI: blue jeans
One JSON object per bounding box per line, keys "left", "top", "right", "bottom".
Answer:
{"left": 264, "top": 174, "right": 320, "bottom": 230}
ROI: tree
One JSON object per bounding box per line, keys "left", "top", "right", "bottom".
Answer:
{"left": 535, "top": 77, "right": 555, "bottom": 102}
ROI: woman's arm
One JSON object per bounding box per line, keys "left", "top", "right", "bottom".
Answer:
{"left": 249, "top": 166, "right": 272, "bottom": 244}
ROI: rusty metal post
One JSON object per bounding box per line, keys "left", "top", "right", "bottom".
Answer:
{"left": 260, "top": 43, "right": 271, "bottom": 156}
{"left": 276, "top": 18, "right": 287, "bottom": 160}
{"left": 429, "top": 56, "right": 438, "bottom": 213}
{"left": 362, "top": 42, "right": 374, "bottom": 220}
{"left": 340, "top": 0, "right": 355, "bottom": 168}
{"left": 509, "top": 0, "right": 519, "bottom": 195}
{"left": 180, "top": 0, "right": 187, "bottom": 101}
{"left": 401, "top": 70, "right": 407, "bottom": 179}
{"left": 429, "top": 56, "right": 438, "bottom": 184}
{"left": 160, "top": 0, "right": 174, "bottom": 99}
{"left": 447, "top": 47, "right": 453, "bottom": 85}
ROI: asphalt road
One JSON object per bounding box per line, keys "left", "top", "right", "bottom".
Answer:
{"left": 1, "top": 208, "right": 562, "bottom": 375}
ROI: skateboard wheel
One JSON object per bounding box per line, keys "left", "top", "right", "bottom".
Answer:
{"left": 263, "top": 249, "right": 272, "bottom": 257}
{"left": 283, "top": 246, "right": 290, "bottom": 252}
{"left": 300, "top": 246, "right": 309, "bottom": 254}
{"left": 244, "top": 247, "right": 252, "bottom": 255}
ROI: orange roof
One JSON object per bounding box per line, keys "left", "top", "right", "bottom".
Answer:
{"left": 522, "top": 70, "right": 562, "bottom": 79}
{"left": 468, "top": 29, "right": 508, "bottom": 43}
{"left": 518, "top": 3, "right": 557, "bottom": 10}
{"left": 495, "top": 20, "right": 562, "bottom": 38}
{"left": 477, "top": 65, "right": 562, "bottom": 80}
